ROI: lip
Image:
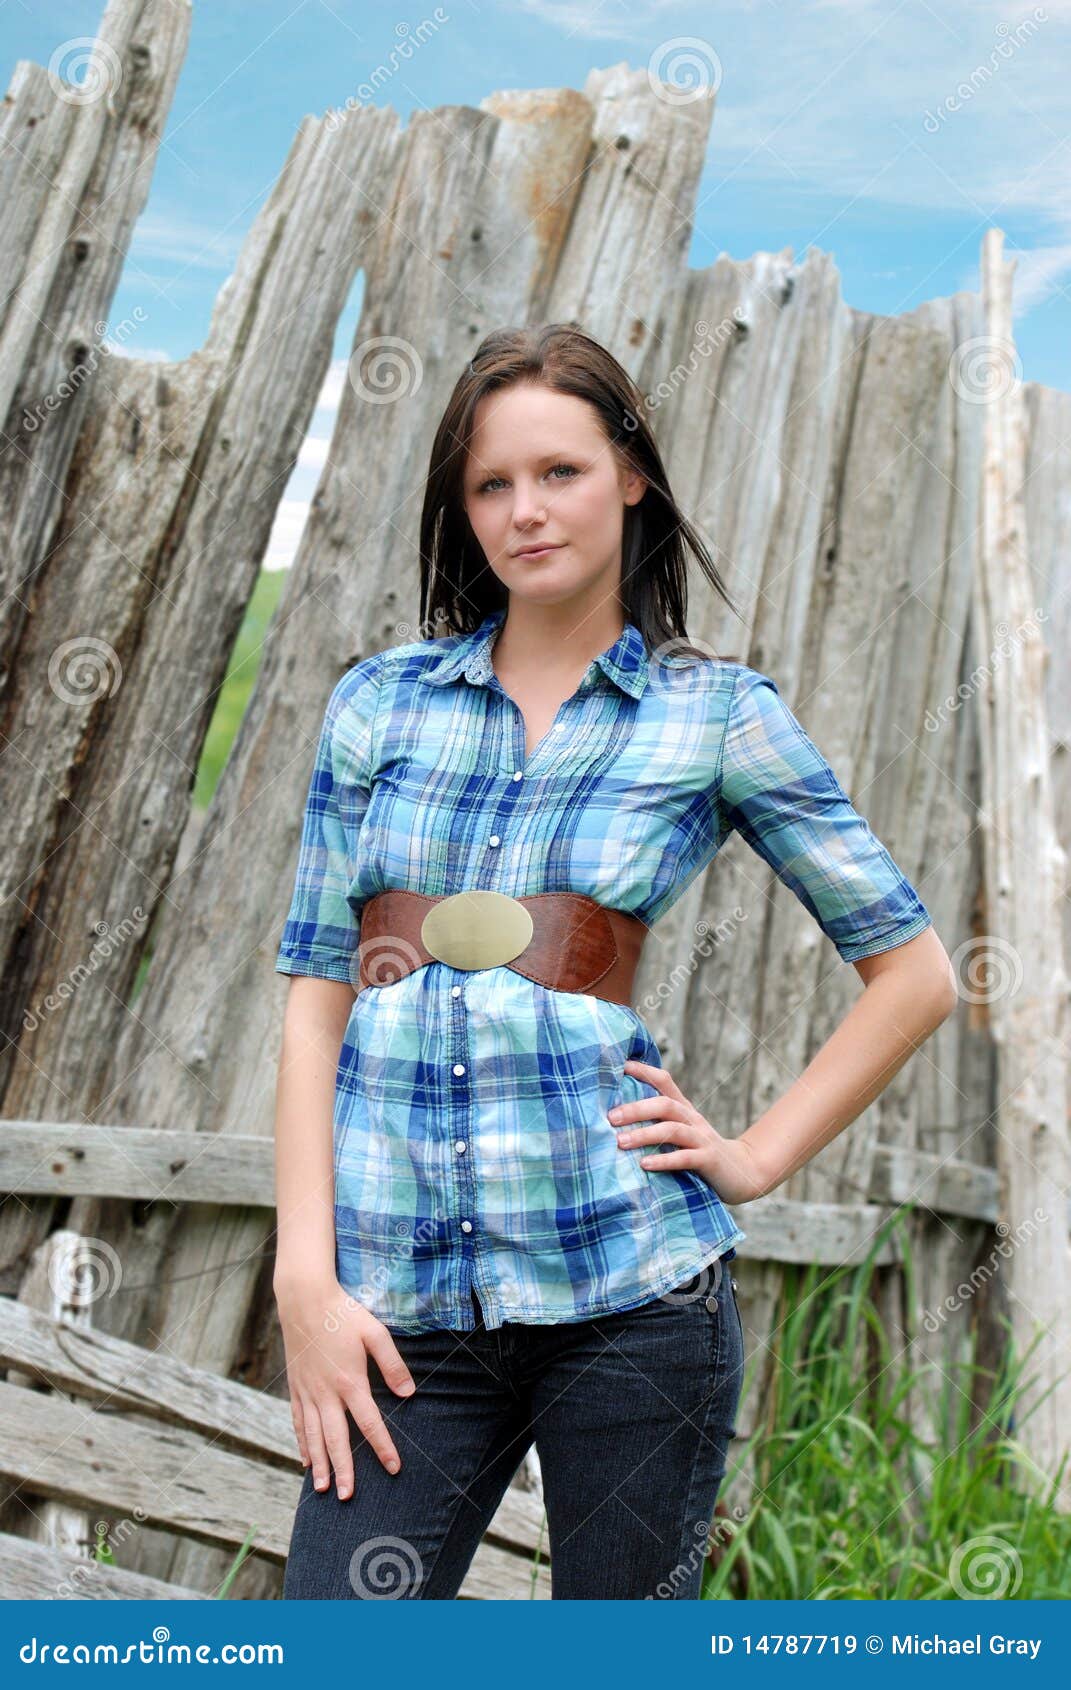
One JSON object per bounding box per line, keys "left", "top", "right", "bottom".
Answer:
{"left": 512, "top": 542, "right": 565, "bottom": 558}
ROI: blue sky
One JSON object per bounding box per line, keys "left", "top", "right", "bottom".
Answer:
{"left": 4, "top": 0, "right": 1069, "bottom": 568}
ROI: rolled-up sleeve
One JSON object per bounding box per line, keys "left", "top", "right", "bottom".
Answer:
{"left": 716, "top": 668, "right": 933, "bottom": 962}
{"left": 275, "top": 656, "right": 382, "bottom": 984}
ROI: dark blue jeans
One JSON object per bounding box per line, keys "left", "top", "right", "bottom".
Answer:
{"left": 282, "top": 1256, "right": 745, "bottom": 1600}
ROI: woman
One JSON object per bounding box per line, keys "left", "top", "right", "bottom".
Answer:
{"left": 273, "top": 324, "right": 956, "bottom": 1601}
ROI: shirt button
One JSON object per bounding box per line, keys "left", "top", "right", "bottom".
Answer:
{"left": 455, "top": 1139, "right": 467, "bottom": 1153}
{"left": 460, "top": 1220, "right": 473, "bottom": 1233}
{"left": 452, "top": 1062, "right": 466, "bottom": 1076}
{"left": 512, "top": 770, "right": 523, "bottom": 781}
{"left": 451, "top": 985, "right": 462, "bottom": 997}
{"left": 489, "top": 834, "right": 501, "bottom": 847}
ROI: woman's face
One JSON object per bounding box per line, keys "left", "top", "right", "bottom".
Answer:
{"left": 461, "top": 381, "right": 646, "bottom": 610}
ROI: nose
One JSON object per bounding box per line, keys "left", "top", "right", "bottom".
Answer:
{"left": 510, "top": 476, "right": 546, "bottom": 528}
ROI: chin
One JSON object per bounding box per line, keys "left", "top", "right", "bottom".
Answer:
{"left": 512, "top": 586, "right": 596, "bottom": 614}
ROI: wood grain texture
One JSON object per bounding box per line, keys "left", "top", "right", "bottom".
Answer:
{"left": 0, "top": 5, "right": 1068, "bottom": 1590}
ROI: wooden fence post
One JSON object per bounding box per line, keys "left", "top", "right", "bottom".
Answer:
{"left": 977, "top": 226, "right": 1071, "bottom": 1504}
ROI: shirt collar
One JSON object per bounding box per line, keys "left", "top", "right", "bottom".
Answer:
{"left": 422, "top": 605, "right": 649, "bottom": 700}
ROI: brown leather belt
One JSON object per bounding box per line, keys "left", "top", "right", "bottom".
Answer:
{"left": 356, "top": 889, "right": 649, "bottom": 1007}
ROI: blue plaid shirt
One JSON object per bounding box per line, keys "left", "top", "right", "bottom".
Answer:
{"left": 276, "top": 606, "right": 932, "bottom": 1332}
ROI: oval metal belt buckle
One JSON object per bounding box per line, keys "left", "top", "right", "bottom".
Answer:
{"left": 420, "top": 890, "right": 535, "bottom": 971}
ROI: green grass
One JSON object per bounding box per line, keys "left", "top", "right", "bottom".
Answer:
{"left": 193, "top": 567, "right": 287, "bottom": 810}
{"left": 701, "top": 1221, "right": 1071, "bottom": 1600}
{"left": 210, "top": 1221, "right": 1070, "bottom": 1600}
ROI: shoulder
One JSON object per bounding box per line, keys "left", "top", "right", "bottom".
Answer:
{"left": 324, "top": 648, "right": 389, "bottom": 715}
{"left": 699, "top": 663, "right": 788, "bottom": 719}
{"left": 646, "top": 647, "right": 777, "bottom": 689}
{"left": 340, "top": 632, "right": 462, "bottom": 691}
{"left": 646, "top": 654, "right": 781, "bottom": 712}
{"left": 640, "top": 658, "right": 791, "bottom": 767}
{"left": 715, "top": 662, "right": 782, "bottom": 699}
{"left": 325, "top": 632, "right": 462, "bottom": 723}
{"left": 710, "top": 666, "right": 805, "bottom": 780}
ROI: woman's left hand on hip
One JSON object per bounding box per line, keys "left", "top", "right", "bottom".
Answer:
{"left": 609, "top": 1058, "right": 769, "bottom": 1204}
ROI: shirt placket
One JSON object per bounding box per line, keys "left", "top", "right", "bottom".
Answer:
{"left": 442, "top": 638, "right": 611, "bottom": 1324}
{"left": 444, "top": 667, "right": 536, "bottom": 1323}
{"left": 446, "top": 971, "right": 478, "bottom": 1321}
{"left": 446, "top": 656, "right": 601, "bottom": 1326}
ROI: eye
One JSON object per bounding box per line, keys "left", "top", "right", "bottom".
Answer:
{"left": 473, "top": 462, "right": 580, "bottom": 495}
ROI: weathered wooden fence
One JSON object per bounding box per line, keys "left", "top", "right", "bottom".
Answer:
{"left": 0, "top": 0, "right": 1068, "bottom": 1596}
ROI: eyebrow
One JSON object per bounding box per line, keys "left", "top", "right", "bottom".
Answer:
{"left": 469, "top": 450, "right": 586, "bottom": 478}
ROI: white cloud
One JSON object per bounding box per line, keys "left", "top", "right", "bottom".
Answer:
{"left": 105, "top": 343, "right": 173, "bottom": 362}
{"left": 1005, "top": 242, "right": 1071, "bottom": 314}
{"left": 297, "top": 434, "right": 331, "bottom": 472}
{"left": 128, "top": 213, "right": 243, "bottom": 271}
{"left": 313, "top": 358, "right": 349, "bottom": 415}
{"left": 959, "top": 241, "right": 1071, "bottom": 316}
{"left": 264, "top": 362, "right": 346, "bottom": 569}
{"left": 264, "top": 498, "right": 313, "bottom": 572}
{"left": 514, "top": 0, "right": 681, "bottom": 40}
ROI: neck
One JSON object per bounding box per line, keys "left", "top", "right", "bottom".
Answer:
{"left": 491, "top": 596, "right": 626, "bottom": 679}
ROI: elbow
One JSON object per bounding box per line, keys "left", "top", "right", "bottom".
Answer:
{"left": 930, "top": 957, "right": 959, "bottom": 1027}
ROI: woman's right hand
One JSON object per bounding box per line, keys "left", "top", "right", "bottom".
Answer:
{"left": 275, "top": 1276, "right": 417, "bottom": 1500}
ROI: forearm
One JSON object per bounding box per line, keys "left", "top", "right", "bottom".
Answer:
{"left": 739, "top": 964, "right": 956, "bottom": 1196}
{"left": 273, "top": 976, "right": 354, "bottom": 1296}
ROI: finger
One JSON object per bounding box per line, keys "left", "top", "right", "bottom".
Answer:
{"left": 609, "top": 1096, "right": 688, "bottom": 1127}
{"left": 290, "top": 1394, "right": 310, "bottom": 1466}
{"left": 362, "top": 1325, "right": 417, "bottom": 1400}
{"left": 301, "top": 1399, "right": 331, "bottom": 1492}
{"left": 623, "top": 1058, "right": 687, "bottom": 1100}
{"left": 319, "top": 1399, "right": 356, "bottom": 1500}
{"left": 345, "top": 1380, "right": 404, "bottom": 1475}
{"left": 636, "top": 1148, "right": 703, "bottom": 1170}
{"left": 616, "top": 1118, "right": 697, "bottom": 1146}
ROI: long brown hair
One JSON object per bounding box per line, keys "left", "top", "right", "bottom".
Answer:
{"left": 417, "top": 323, "right": 743, "bottom": 662}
